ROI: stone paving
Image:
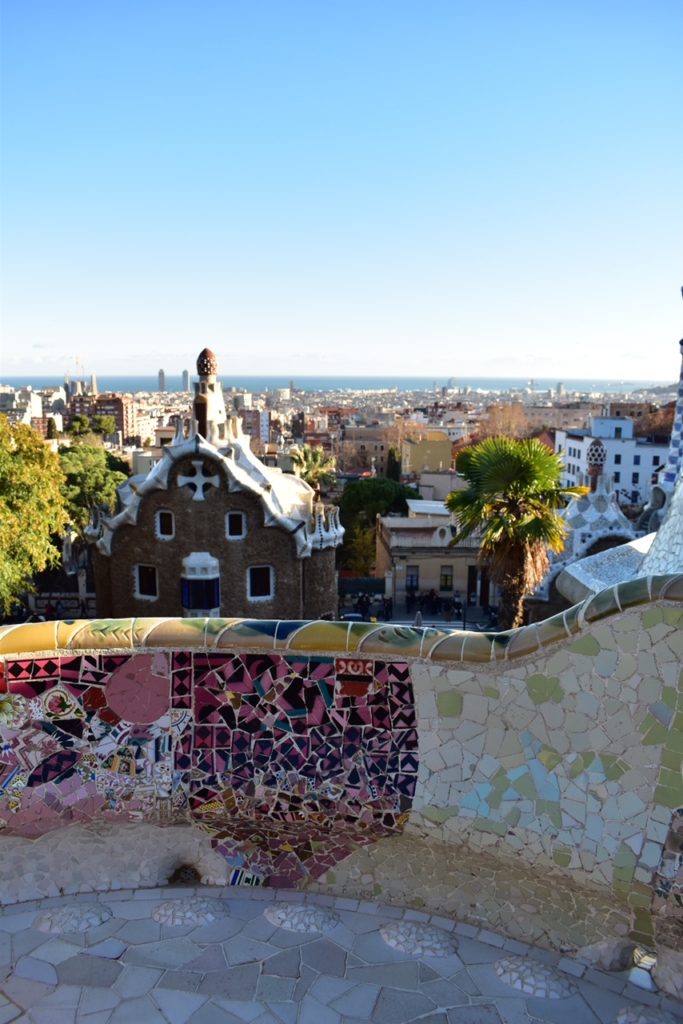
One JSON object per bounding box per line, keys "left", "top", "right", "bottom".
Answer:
{"left": 0, "top": 888, "right": 681, "bottom": 1024}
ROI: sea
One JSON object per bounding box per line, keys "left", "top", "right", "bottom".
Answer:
{"left": 0, "top": 375, "right": 674, "bottom": 395}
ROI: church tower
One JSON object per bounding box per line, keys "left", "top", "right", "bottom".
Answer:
{"left": 193, "top": 348, "right": 227, "bottom": 444}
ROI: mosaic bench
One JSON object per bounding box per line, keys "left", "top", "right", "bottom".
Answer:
{"left": 0, "top": 573, "right": 681, "bottom": 957}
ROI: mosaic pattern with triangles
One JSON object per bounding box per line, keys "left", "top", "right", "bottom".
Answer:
{"left": 0, "top": 652, "right": 417, "bottom": 883}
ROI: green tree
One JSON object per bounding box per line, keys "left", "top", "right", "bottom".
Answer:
{"left": 46, "top": 417, "right": 58, "bottom": 440}
{"left": 0, "top": 418, "right": 68, "bottom": 615}
{"left": 339, "top": 478, "right": 420, "bottom": 569}
{"left": 69, "top": 414, "right": 91, "bottom": 436}
{"left": 446, "top": 436, "right": 585, "bottom": 631}
{"left": 91, "top": 414, "right": 117, "bottom": 436}
{"left": 340, "top": 478, "right": 420, "bottom": 531}
{"left": 289, "top": 444, "right": 337, "bottom": 489}
{"left": 59, "top": 444, "right": 129, "bottom": 534}
{"left": 385, "top": 447, "right": 401, "bottom": 481}
{"left": 345, "top": 524, "right": 376, "bottom": 576}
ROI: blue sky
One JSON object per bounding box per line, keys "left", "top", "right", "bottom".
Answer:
{"left": 1, "top": 0, "right": 681, "bottom": 380}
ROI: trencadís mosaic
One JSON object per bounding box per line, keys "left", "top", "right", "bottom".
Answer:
{"left": 0, "top": 651, "right": 417, "bottom": 885}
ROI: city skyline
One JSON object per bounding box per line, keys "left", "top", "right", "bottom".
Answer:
{"left": 1, "top": 1, "right": 682, "bottom": 379}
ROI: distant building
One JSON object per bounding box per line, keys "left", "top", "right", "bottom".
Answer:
{"left": 87, "top": 348, "right": 344, "bottom": 620}
{"left": 556, "top": 416, "right": 668, "bottom": 506}
{"left": 401, "top": 432, "right": 452, "bottom": 477}
{"left": 607, "top": 400, "right": 656, "bottom": 420}
{"left": 69, "top": 392, "right": 139, "bottom": 443}
{"left": 376, "top": 501, "right": 494, "bottom": 614}
{"left": 239, "top": 408, "right": 271, "bottom": 445}
{"left": 342, "top": 425, "right": 393, "bottom": 474}
{"left": 233, "top": 392, "right": 253, "bottom": 411}
{"left": 522, "top": 401, "right": 602, "bottom": 432}
{"left": 158, "top": 368, "right": 166, "bottom": 393}
{"left": 182, "top": 369, "right": 190, "bottom": 391}
{"left": 529, "top": 437, "right": 637, "bottom": 618}
{"left": 552, "top": 332, "right": 683, "bottom": 604}
{"left": 0, "top": 387, "right": 43, "bottom": 425}
{"left": 417, "top": 470, "right": 466, "bottom": 501}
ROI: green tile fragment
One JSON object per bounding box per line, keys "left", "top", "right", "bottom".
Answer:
{"left": 511, "top": 772, "right": 537, "bottom": 799}
{"left": 436, "top": 691, "right": 463, "bottom": 717}
{"left": 631, "top": 908, "right": 653, "bottom": 939}
{"left": 662, "top": 747, "right": 682, "bottom": 771}
{"left": 474, "top": 818, "right": 507, "bottom": 836}
{"left": 552, "top": 846, "right": 572, "bottom": 868}
{"left": 483, "top": 686, "right": 499, "bottom": 699}
{"left": 662, "top": 687, "right": 677, "bottom": 710}
{"left": 628, "top": 890, "right": 651, "bottom": 909}
{"left": 643, "top": 722, "right": 668, "bottom": 746}
{"left": 422, "top": 805, "right": 459, "bottom": 823}
{"left": 526, "top": 674, "right": 564, "bottom": 705}
{"left": 604, "top": 758, "right": 629, "bottom": 781}
{"left": 614, "top": 844, "right": 637, "bottom": 870}
{"left": 538, "top": 748, "right": 562, "bottom": 772}
{"left": 658, "top": 767, "right": 683, "bottom": 793}
{"left": 665, "top": 730, "right": 683, "bottom": 754}
{"left": 567, "top": 634, "right": 600, "bottom": 656}
{"left": 537, "top": 800, "right": 562, "bottom": 829}
{"left": 616, "top": 576, "right": 652, "bottom": 609}
{"left": 654, "top": 784, "right": 683, "bottom": 808}
{"left": 568, "top": 752, "right": 595, "bottom": 778}
{"left": 642, "top": 608, "right": 664, "bottom": 628}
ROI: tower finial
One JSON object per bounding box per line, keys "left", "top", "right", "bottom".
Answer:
{"left": 197, "top": 349, "right": 219, "bottom": 376}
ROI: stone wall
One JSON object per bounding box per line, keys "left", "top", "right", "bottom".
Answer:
{"left": 0, "top": 572, "right": 681, "bottom": 955}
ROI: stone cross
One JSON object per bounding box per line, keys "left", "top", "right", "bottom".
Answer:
{"left": 177, "top": 460, "right": 220, "bottom": 501}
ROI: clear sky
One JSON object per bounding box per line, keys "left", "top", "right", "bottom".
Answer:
{"left": 1, "top": 0, "right": 681, "bottom": 380}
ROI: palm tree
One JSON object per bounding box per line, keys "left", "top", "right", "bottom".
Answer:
{"left": 446, "top": 437, "right": 585, "bottom": 630}
{"left": 289, "top": 444, "right": 337, "bottom": 490}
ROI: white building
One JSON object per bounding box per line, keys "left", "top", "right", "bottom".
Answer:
{"left": 556, "top": 416, "right": 668, "bottom": 506}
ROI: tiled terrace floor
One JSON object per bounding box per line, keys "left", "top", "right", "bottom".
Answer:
{"left": 0, "top": 888, "right": 681, "bottom": 1024}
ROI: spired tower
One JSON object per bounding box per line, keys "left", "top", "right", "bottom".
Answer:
{"left": 585, "top": 438, "right": 607, "bottom": 492}
{"left": 638, "top": 288, "right": 683, "bottom": 531}
{"left": 660, "top": 338, "right": 683, "bottom": 493}
{"left": 193, "top": 348, "right": 227, "bottom": 444}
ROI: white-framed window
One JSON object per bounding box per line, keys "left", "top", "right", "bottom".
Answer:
{"left": 247, "top": 565, "right": 274, "bottom": 601}
{"left": 226, "top": 511, "right": 246, "bottom": 540}
{"left": 155, "top": 509, "right": 175, "bottom": 540}
{"left": 135, "top": 564, "right": 158, "bottom": 600}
